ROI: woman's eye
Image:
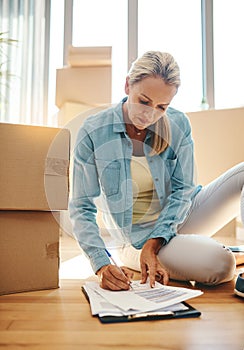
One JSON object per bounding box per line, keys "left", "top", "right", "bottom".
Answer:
{"left": 139, "top": 99, "right": 149, "bottom": 105}
{"left": 158, "top": 105, "right": 166, "bottom": 111}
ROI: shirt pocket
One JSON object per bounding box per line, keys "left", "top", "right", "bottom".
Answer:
{"left": 95, "top": 159, "right": 121, "bottom": 197}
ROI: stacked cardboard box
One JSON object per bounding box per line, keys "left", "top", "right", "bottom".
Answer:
{"left": 55, "top": 47, "right": 112, "bottom": 237}
{"left": 0, "top": 123, "right": 70, "bottom": 295}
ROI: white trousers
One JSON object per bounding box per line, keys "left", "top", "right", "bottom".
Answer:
{"left": 118, "top": 162, "right": 244, "bottom": 285}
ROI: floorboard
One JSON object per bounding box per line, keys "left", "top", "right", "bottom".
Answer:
{"left": 0, "top": 233, "right": 243, "bottom": 350}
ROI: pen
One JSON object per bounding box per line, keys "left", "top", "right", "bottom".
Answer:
{"left": 105, "top": 248, "right": 133, "bottom": 289}
{"left": 128, "top": 311, "right": 174, "bottom": 320}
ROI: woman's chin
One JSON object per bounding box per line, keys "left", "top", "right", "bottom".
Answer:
{"left": 134, "top": 122, "right": 148, "bottom": 130}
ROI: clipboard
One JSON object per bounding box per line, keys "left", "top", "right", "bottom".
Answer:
{"left": 82, "top": 286, "right": 201, "bottom": 324}
{"left": 98, "top": 302, "right": 201, "bottom": 323}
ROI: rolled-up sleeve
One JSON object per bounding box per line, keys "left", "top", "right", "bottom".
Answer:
{"left": 69, "top": 127, "right": 110, "bottom": 272}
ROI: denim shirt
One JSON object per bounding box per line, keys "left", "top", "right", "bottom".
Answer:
{"left": 69, "top": 99, "right": 202, "bottom": 272}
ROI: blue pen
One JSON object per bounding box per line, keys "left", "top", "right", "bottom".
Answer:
{"left": 105, "top": 248, "right": 133, "bottom": 289}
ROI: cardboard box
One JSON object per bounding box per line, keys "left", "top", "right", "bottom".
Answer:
{"left": 0, "top": 123, "right": 70, "bottom": 210}
{"left": 67, "top": 46, "right": 112, "bottom": 67}
{"left": 56, "top": 66, "right": 111, "bottom": 108}
{"left": 0, "top": 211, "right": 60, "bottom": 295}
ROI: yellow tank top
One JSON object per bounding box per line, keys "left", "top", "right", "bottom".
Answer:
{"left": 131, "top": 156, "right": 161, "bottom": 225}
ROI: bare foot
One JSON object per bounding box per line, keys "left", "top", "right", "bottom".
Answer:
{"left": 234, "top": 252, "right": 244, "bottom": 266}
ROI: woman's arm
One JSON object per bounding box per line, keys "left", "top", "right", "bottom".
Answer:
{"left": 69, "top": 126, "right": 134, "bottom": 290}
{"left": 69, "top": 127, "right": 111, "bottom": 273}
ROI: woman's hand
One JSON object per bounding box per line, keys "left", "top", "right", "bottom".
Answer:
{"left": 97, "top": 264, "right": 134, "bottom": 291}
{"left": 140, "top": 238, "right": 169, "bottom": 288}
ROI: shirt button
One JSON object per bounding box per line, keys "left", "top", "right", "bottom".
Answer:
{"left": 155, "top": 178, "right": 159, "bottom": 181}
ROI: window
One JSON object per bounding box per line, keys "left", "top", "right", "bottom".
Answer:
{"left": 72, "top": 0, "right": 128, "bottom": 103}
{"left": 48, "top": 0, "right": 64, "bottom": 124}
{"left": 2, "top": 1, "right": 243, "bottom": 125}
{"left": 138, "top": 0, "right": 202, "bottom": 112}
{"left": 0, "top": 0, "right": 47, "bottom": 124}
{"left": 213, "top": 0, "right": 244, "bottom": 109}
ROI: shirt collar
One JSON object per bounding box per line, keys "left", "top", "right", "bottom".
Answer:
{"left": 112, "top": 97, "right": 127, "bottom": 134}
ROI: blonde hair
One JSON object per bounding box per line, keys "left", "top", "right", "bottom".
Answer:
{"left": 128, "top": 51, "right": 181, "bottom": 155}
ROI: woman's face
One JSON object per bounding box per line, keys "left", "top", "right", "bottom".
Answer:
{"left": 124, "top": 76, "right": 177, "bottom": 130}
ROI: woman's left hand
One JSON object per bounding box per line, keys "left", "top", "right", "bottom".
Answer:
{"left": 140, "top": 238, "right": 169, "bottom": 288}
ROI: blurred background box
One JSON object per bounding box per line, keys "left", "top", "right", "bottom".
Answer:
{"left": 55, "top": 47, "right": 112, "bottom": 237}
{"left": 67, "top": 46, "right": 112, "bottom": 67}
{"left": 187, "top": 107, "right": 244, "bottom": 237}
{"left": 56, "top": 46, "right": 112, "bottom": 110}
{"left": 55, "top": 66, "right": 111, "bottom": 109}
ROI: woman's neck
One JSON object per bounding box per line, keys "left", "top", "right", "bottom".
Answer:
{"left": 122, "top": 101, "right": 147, "bottom": 141}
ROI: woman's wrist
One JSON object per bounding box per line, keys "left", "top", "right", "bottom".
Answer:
{"left": 96, "top": 264, "right": 109, "bottom": 277}
{"left": 144, "top": 237, "right": 166, "bottom": 254}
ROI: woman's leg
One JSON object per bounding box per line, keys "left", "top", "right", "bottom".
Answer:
{"left": 119, "top": 163, "right": 244, "bottom": 285}
{"left": 157, "top": 235, "right": 235, "bottom": 284}
{"left": 164, "top": 162, "right": 244, "bottom": 283}
{"left": 178, "top": 162, "right": 244, "bottom": 236}
{"left": 119, "top": 236, "right": 236, "bottom": 285}
{"left": 177, "top": 162, "right": 244, "bottom": 268}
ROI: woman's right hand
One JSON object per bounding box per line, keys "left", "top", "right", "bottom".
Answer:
{"left": 97, "top": 264, "right": 134, "bottom": 291}
{"left": 140, "top": 238, "right": 169, "bottom": 288}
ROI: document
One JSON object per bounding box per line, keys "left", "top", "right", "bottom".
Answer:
{"left": 82, "top": 280, "right": 203, "bottom": 318}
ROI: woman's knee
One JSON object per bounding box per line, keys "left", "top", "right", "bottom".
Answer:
{"left": 157, "top": 235, "right": 236, "bottom": 285}
{"left": 200, "top": 246, "right": 236, "bottom": 285}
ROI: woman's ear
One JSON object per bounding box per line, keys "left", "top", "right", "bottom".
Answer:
{"left": 125, "top": 76, "right": 130, "bottom": 95}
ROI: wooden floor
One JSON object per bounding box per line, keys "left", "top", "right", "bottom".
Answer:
{"left": 1, "top": 233, "right": 244, "bottom": 350}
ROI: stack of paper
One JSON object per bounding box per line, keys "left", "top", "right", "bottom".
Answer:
{"left": 82, "top": 280, "right": 203, "bottom": 318}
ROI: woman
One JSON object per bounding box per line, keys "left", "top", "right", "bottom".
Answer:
{"left": 69, "top": 51, "right": 244, "bottom": 291}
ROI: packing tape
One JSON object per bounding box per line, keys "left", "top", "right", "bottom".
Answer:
{"left": 45, "top": 157, "right": 69, "bottom": 176}
{"left": 46, "top": 242, "right": 59, "bottom": 259}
